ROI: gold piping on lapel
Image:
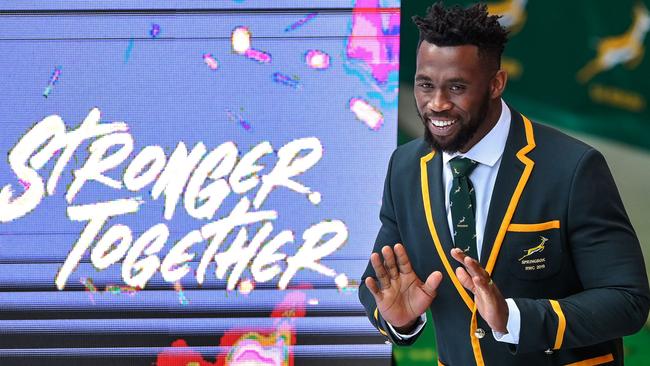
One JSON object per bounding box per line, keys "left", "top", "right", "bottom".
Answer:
{"left": 374, "top": 308, "right": 389, "bottom": 336}
{"left": 508, "top": 220, "right": 560, "bottom": 232}
{"left": 468, "top": 114, "right": 536, "bottom": 365}
{"left": 470, "top": 306, "right": 486, "bottom": 366}
{"left": 564, "top": 353, "right": 614, "bottom": 366}
{"left": 485, "top": 114, "right": 536, "bottom": 274}
{"left": 550, "top": 300, "right": 566, "bottom": 349}
{"left": 420, "top": 150, "right": 475, "bottom": 311}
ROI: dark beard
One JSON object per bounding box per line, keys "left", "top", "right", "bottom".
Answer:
{"left": 421, "top": 92, "right": 490, "bottom": 153}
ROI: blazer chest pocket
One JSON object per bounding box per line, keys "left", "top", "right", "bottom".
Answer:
{"left": 505, "top": 221, "right": 563, "bottom": 280}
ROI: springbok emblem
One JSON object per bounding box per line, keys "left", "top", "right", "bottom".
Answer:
{"left": 488, "top": 0, "right": 528, "bottom": 35}
{"left": 518, "top": 236, "right": 548, "bottom": 262}
{"left": 577, "top": 3, "right": 650, "bottom": 83}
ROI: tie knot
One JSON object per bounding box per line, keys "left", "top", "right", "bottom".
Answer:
{"left": 450, "top": 157, "right": 478, "bottom": 178}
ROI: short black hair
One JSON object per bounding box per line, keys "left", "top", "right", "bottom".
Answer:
{"left": 412, "top": 2, "right": 508, "bottom": 70}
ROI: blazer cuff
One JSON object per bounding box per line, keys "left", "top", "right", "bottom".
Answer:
{"left": 387, "top": 313, "right": 427, "bottom": 340}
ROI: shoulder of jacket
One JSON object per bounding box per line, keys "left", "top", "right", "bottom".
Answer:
{"left": 528, "top": 120, "right": 598, "bottom": 166}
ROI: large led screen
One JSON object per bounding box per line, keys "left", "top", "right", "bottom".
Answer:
{"left": 0, "top": 1, "right": 399, "bottom": 365}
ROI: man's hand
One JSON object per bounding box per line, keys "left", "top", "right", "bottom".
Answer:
{"left": 451, "top": 248, "right": 509, "bottom": 333}
{"left": 365, "top": 243, "right": 443, "bottom": 330}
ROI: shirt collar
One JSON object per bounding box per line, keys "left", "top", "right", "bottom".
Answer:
{"left": 442, "top": 99, "right": 511, "bottom": 168}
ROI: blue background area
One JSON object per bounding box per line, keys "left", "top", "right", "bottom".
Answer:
{"left": 0, "top": 1, "right": 397, "bottom": 364}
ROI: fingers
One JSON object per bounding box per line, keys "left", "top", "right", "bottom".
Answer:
{"left": 394, "top": 244, "right": 415, "bottom": 275}
{"left": 365, "top": 277, "right": 383, "bottom": 302}
{"left": 472, "top": 273, "right": 498, "bottom": 303}
{"left": 370, "top": 244, "right": 405, "bottom": 289}
{"left": 381, "top": 245, "right": 400, "bottom": 280}
{"left": 464, "top": 256, "right": 489, "bottom": 281}
{"left": 455, "top": 265, "right": 475, "bottom": 293}
{"left": 370, "top": 252, "right": 391, "bottom": 290}
{"left": 473, "top": 274, "right": 492, "bottom": 288}
{"left": 451, "top": 247, "right": 490, "bottom": 294}
{"left": 451, "top": 248, "right": 500, "bottom": 298}
{"left": 450, "top": 247, "right": 468, "bottom": 266}
{"left": 450, "top": 248, "right": 489, "bottom": 281}
{"left": 421, "top": 271, "right": 443, "bottom": 298}
{"left": 451, "top": 248, "right": 474, "bottom": 292}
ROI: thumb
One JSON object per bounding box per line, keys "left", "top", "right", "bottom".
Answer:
{"left": 421, "top": 271, "right": 443, "bottom": 298}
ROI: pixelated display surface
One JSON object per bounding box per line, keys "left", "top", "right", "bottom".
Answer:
{"left": 0, "top": 1, "right": 399, "bottom": 365}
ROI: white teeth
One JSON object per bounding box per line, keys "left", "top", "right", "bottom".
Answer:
{"left": 430, "top": 119, "right": 456, "bottom": 127}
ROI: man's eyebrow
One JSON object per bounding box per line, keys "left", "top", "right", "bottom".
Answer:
{"left": 414, "top": 75, "right": 472, "bottom": 84}
{"left": 448, "top": 77, "right": 471, "bottom": 84}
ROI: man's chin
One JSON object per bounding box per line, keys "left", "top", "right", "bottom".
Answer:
{"left": 425, "top": 132, "right": 460, "bottom": 153}
{"left": 424, "top": 122, "right": 481, "bottom": 153}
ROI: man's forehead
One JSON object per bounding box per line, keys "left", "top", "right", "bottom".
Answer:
{"left": 417, "top": 41, "right": 480, "bottom": 60}
{"left": 415, "top": 42, "right": 482, "bottom": 72}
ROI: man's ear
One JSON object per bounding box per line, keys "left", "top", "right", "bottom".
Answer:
{"left": 490, "top": 69, "right": 508, "bottom": 99}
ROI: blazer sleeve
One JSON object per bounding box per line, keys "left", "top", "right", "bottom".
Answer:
{"left": 513, "top": 148, "right": 650, "bottom": 354}
{"left": 358, "top": 150, "right": 426, "bottom": 346}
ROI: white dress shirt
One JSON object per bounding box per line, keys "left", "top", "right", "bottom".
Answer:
{"left": 387, "top": 99, "right": 521, "bottom": 344}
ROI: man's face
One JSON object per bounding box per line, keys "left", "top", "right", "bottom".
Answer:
{"left": 414, "top": 41, "right": 503, "bottom": 153}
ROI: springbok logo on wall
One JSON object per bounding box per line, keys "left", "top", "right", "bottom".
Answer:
{"left": 488, "top": 0, "right": 528, "bottom": 35}
{"left": 577, "top": 3, "right": 650, "bottom": 83}
{"left": 487, "top": 0, "right": 528, "bottom": 79}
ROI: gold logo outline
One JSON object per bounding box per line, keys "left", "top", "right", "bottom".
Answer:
{"left": 518, "top": 236, "right": 548, "bottom": 262}
{"left": 577, "top": 3, "right": 650, "bottom": 83}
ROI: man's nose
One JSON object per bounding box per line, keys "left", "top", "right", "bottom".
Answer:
{"left": 427, "top": 90, "right": 452, "bottom": 112}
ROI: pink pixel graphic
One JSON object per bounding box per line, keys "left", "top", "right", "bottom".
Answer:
{"left": 150, "top": 24, "right": 161, "bottom": 38}
{"left": 349, "top": 97, "right": 384, "bottom": 130}
{"left": 18, "top": 178, "right": 31, "bottom": 190}
{"left": 226, "top": 108, "right": 252, "bottom": 130}
{"left": 203, "top": 53, "right": 219, "bottom": 70}
{"left": 284, "top": 12, "right": 318, "bottom": 32}
{"left": 273, "top": 72, "right": 301, "bottom": 90}
{"left": 231, "top": 26, "right": 272, "bottom": 64}
{"left": 43, "top": 66, "right": 62, "bottom": 98}
{"left": 244, "top": 49, "right": 272, "bottom": 64}
{"left": 305, "top": 50, "right": 331, "bottom": 70}
{"left": 346, "top": 0, "right": 400, "bottom": 85}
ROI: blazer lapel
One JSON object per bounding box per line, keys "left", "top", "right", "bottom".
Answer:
{"left": 480, "top": 106, "right": 537, "bottom": 272}
{"left": 421, "top": 145, "right": 475, "bottom": 311}
{"left": 426, "top": 150, "right": 455, "bottom": 250}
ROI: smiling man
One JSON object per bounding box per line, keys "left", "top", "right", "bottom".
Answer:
{"left": 359, "top": 2, "right": 650, "bottom": 365}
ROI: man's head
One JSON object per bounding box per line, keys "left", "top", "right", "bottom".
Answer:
{"left": 412, "top": 2, "right": 509, "bottom": 153}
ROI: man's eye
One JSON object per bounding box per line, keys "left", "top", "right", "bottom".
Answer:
{"left": 417, "top": 82, "right": 433, "bottom": 89}
{"left": 450, "top": 84, "right": 466, "bottom": 92}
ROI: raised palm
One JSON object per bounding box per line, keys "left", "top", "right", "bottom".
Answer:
{"left": 365, "top": 243, "right": 443, "bottom": 329}
{"left": 451, "top": 247, "right": 509, "bottom": 333}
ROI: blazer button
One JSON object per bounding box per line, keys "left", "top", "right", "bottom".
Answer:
{"left": 474, "top": 328, "right": 486, "bottom": 339}
{"left": 544, "top": 348, "right": 554, "bottom": 355}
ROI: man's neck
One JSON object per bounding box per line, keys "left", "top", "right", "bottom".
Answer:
{"left": 459, "top": 99, "right": 503, "bottom": 153}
